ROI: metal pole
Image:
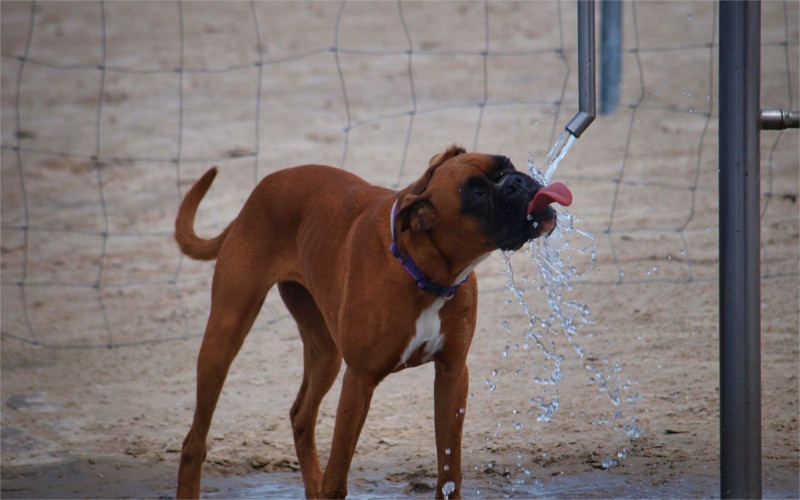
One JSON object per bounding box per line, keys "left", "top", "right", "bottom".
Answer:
{"left": 600, "top": 0, "right": 622, "bottom": 115}
{"left": 718, "top": 1, "right": 762, "bottom": 498}
{"left": 565, "top": 0, "right": 596, "bottom": 137}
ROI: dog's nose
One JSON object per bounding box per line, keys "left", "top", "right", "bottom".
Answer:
{"left": 500, "top": 173, "right": 530, "bottom": 198}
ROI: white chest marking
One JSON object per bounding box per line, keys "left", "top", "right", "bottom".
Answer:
{"left": 399, "top": 297, "right": 447, "bottom": 367}
{"left": 393, "top": 252, "right": 489, "bottom": 369}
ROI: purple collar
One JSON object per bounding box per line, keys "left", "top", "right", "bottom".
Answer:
{"left": 389, "top": 200, "right": 468, "bottom": 298}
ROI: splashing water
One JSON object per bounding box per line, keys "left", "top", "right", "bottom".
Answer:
{"left": 501, "top": 194, "right": 599, "bottom": 422}
{"left": 442, "top": 481, "right": 456, "bottom": 500}
{"left": 495, "top": 131, "right": 642, "bottom": 435}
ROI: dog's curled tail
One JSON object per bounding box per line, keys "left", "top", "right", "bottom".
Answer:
{"left": 175, "top": 167, "right": 232, "bottom": 261}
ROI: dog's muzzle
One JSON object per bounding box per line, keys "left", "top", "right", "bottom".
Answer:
{"left": 490, "top": 173, "right": 573, "bottom": 251}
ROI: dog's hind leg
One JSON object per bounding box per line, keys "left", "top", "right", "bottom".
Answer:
{"left": 177, "top": 256, "right": 271, "bottom": 499}
{"left": 279, "top": 281, "right": 342, "bottom": 499}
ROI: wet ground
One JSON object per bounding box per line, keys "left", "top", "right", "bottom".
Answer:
{"left": 202, "top": 470, "right": 719, "bottom": 499}
{"left": 2, "top": 454, "right": 796, "bottom": 499}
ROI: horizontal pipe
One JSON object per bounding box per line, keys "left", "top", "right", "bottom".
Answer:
{"left": 760, "top": 109, "right": 800, "bottom": 130}
{"left": 566, "top": 0, "right": 596, "bottom": 138}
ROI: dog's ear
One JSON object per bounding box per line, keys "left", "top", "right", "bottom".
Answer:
{"left": 393, "top": 145, "right": 461, "bottom": 232}
{"left": 406, "top": 145, "right": 467, "bottom": 196}
{"left": 429, "top": 144, "right": 467, "bottom": 168}
{"left": 397, "top": 195, "right": 439, "bottom": 232}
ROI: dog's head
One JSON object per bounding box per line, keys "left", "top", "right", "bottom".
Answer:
{"left": 395, "top": 145, "right": 572, "bottom": 254}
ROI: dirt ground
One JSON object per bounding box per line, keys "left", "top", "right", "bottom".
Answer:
{"left": 1, "top": 1, "right": 798, "bottom": 499}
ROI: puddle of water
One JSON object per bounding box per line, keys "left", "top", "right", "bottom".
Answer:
{"left": 198, "top": 469, "right": 722, "bottom": 499}
{"left": 5, "top": 457, "right": 794, "bottom": 499}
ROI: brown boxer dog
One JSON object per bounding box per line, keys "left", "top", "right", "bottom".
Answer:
{"left": 175, "top": 145, "right": 572, "bottom": 499}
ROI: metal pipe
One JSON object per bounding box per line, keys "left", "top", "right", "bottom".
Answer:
{"left": 600, "top": 0, "right": 622, "bottom": 115}
{"left": 718, "top": 1, "right": 762, "bottom": 498}
{"left": 565, "top": 0, "right": 596, "bottom": 137}
{"left": 760, "top": 108, "right": 800, "bottom": 130}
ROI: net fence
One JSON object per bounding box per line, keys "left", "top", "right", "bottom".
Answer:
{"left": 1, "top": 0, "right": 797, "bottom": 349}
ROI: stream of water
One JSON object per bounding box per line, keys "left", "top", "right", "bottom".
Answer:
{"left": 492, "top": 129, "right": 643, "bottom": 467}
{"left": 541, "top": 129, "right": 578, "bottom": 183}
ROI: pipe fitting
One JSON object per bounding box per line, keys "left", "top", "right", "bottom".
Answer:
{"left": 760, "top": 109, "right": 800, "bottom": 130}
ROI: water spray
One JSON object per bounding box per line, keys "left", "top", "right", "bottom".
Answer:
{"left": 494, "top": 0, "right": 644, "bottom": 481}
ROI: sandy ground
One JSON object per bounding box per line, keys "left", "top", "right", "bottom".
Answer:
{"left": 1, "top": 1, "right": 798, "bottom": 498}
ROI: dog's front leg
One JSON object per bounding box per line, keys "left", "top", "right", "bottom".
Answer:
{"left": 320, "top": 367, "right": 377, "bottom": 499}
{"left": 433, "top": 360, "right": 469, "bottom": 499}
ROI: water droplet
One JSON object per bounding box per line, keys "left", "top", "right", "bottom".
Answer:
{"left": 602, "top": 457, "right": 619, "bottom": 469}
{"left": 624, "top": 424, "right": 642, "bottom": 439}
{"left": 442, "top": 481, "right": 456, "bottom": 500}
{"left": 445, "top": 448, "right": 451, "bottom": 455}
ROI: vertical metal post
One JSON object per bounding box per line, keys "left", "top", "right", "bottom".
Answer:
{"left": 565, "top": 0, "right": 596, "bottom": 137}
{"left": 600, "top": 0, "right": 622, "bottom": 115}
{"left": 718, "top": 1, "right": 762, "bottom": 498}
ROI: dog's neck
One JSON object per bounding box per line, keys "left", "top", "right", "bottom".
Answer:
{"left": 389, "top": 199, "right": 469, "bottom": 298}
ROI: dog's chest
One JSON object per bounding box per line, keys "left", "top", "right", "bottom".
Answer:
{"left": 397, "top": 297, "right": 447, "bottom": 368}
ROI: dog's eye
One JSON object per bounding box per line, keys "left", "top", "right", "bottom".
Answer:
{"left": 465, "top": 177, "right": 489, "bottom": 204}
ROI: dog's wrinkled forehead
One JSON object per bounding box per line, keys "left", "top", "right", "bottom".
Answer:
{"left": 480, "top": 154, "right": 516, "bottom": 180}
{"left": 411, "top": 147, "right": 524, "bottom": 198}
{"left": 440, "top": 153, "right": 517, "bottom": 183}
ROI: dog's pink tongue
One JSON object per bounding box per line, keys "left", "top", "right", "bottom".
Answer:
{"left": 526, "top": 182, "right": 573, "bottom": 214}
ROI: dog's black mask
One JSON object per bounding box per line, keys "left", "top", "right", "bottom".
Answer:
{"left": 460, "top": 156, "right": 558, "bottom": 252}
